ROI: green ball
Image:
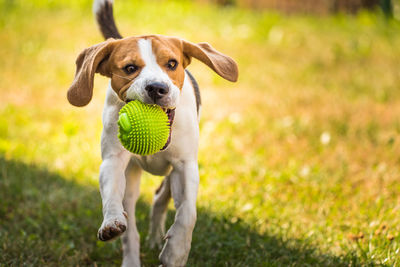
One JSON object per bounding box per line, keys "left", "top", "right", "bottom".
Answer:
{"left": 118, "top": 100, "right": 170, "bottom": 155}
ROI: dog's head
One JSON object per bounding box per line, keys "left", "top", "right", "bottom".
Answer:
{"left": 67, "top": 35, "right": 238, "bottom": 109}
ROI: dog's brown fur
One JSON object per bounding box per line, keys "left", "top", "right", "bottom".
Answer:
{"left": 68, "top": 35, "right": 238, "bottom": 107}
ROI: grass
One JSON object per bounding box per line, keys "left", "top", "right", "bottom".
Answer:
{"left": 1, "top": 0, "right": 400, "bottom": 266}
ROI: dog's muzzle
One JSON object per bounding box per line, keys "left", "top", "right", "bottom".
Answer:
{"left": 145, "top": 82, "right": 169, "bottom": 103}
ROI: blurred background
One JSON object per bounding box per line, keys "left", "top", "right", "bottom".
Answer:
{"left": 0, "top": 0, "right": 399, "bottom": 266}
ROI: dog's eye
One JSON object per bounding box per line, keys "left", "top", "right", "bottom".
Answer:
{"left": 166, "top": 59, "right": 178, "bottom": 71}
{"left": 123, "top": 64, "right": 138, "bottom": 74}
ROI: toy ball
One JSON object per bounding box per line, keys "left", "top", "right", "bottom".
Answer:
{"left": 118, "top": 100, "right": 170, "bottom": 155}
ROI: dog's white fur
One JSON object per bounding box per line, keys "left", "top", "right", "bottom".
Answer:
{"left": 67, "top": 1, "right": 237, "bottom": 266}
{"left": 99, "top": 69, "right": 199, "bottom": 266}
{"left": 125, "top": 39, "right": 181, "bottom": 109}
{"left": 93, "top": 0, "right": 109, "bottom": 15}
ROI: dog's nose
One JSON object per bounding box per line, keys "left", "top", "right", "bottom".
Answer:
{"left": 145, "top": 82, "right": 169, "bottom": 102}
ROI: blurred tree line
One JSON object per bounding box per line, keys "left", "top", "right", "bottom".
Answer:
{"left": 198, "top": 0, "right": 393, "bottom": 16}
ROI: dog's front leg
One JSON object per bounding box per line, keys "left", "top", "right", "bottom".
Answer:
{"left": 97, "top": 94, "right": 131, "bottom": 241}
{"left": 97, "top": 149, "right": 130, "bottom": 241}
{"left": 159, "top": 161, "right": 199, "bottom": 266}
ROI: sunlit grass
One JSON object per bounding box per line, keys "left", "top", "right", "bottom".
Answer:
{"left": 1, "top": 0, "right": 400, "bottom": 265}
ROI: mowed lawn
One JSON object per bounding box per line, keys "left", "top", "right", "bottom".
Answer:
{"left": 1, "top": 0, "right": 400, "bottom": 266}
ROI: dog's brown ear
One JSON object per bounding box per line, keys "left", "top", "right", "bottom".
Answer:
{"left": 67, "top": 39, "right": 115, "bottom": 107}
{"left": 181, "top": 40, "right": 238, "bottom": 82}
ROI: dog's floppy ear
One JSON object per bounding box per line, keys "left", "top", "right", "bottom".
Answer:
{"left": 181, "top": 40, "right": 238, "bottom": 82}
{"left": 67, "top": 39, "right": 115, "bottom": 107}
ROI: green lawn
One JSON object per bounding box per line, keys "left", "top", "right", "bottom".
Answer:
{"left": 1, "top": 0, "right": 400, "bottom": 266}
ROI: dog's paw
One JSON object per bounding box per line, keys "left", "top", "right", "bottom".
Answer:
{"left": 159, "top": 228, "right": 191, "bottom": 267}
{"left": 98, "top": 213, "right": 127, "bottom": 241}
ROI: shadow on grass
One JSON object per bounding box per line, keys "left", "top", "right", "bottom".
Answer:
{"left": 0, "top": 156, "right": 368, "bottom": 266}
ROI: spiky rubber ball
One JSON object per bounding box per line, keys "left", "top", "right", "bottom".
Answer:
{"left": 118, "top": 100, "right": 170, "bottom": 155}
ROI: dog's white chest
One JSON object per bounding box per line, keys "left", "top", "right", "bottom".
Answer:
{"left": 132, "top": 153, "right": 172, "bottom": 176}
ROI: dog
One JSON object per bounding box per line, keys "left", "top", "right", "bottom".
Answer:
{"left": 67, "top": 0, "right": 238, "bottom": 266}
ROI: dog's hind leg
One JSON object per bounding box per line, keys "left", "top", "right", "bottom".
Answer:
{"left": 146, "top": 175, "right": 171, "bottom": 249}
{"left": 122, "top": 159, "right": 142, "bottom": 267}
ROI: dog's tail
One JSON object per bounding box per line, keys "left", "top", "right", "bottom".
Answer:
{"left": 93, "top": 0, "right": 122, "bottom": 39}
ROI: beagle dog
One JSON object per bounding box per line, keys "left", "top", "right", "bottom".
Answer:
{"left": 67, "top": 0, "right": 238, "bottom": 266}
